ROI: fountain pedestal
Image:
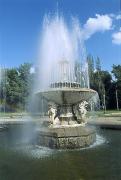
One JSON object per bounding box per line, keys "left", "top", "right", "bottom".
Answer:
{"left": 57, "top": 104, "right": 76, "bottom": 125}
{"left": 37, "top": 125, "right": 96, "bottom": 149}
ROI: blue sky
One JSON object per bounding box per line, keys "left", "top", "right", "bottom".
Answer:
{"left": 0, "top": 0, "right": 121, "bottom": 71}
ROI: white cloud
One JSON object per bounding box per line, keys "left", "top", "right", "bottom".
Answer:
{"left": 112, "top": 30, "right": 121, "bottom": 45}
{"left": 110, "top": 13, "right": 121, "bottom": 20}
{"left": 82, "top": 14, "right": 113, "bottom": 39}
{"left": 116, "top": 14, "right": 121, "bottom": 20}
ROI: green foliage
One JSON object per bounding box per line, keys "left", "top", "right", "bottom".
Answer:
{"left": 112, "top": 65, "right": 121, "bottom": 81}
{"left": 92, "top": 71, "right": 112, "bottom": 108}
{"left": 18, "top": 63, "right": 34, "bottom": 108}
{"left": 87, "top": 54, "right": 94, "bottom": 88}
{"left": 0, "top": 60, "right": 121, "bottom": 112}
{"left": 112, "top": 65, "right": 121, "bottom": 109}
{"left": 87, "top": 55, "right": 121, "bottom": 110}
{"left": 0, "top": 69, "right": 5, "bottom": 103}
{"left": 95, "top": 57, "right": 101, "bottom": 71}
{"left": 2, "top": 63, "right": 34, "bottom": 111}
{"left": 6, "top": 68, "right": 21, "bottom": 105}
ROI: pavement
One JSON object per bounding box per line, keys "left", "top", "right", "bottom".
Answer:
{"left": 87, "top": 116, "right": 121, "bottom": 129}
{"left": 0, "top": 116, "right": 34, "bottom": 125}
{"left": 0, "top": 114, "right": 121, "bottom": 129}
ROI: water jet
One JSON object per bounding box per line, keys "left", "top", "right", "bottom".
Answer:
{"left": 34, "top": 14, "right": 98, "bottom": 149}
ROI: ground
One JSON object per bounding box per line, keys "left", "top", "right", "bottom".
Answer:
{"left": 0, "top": 110, "right": 121, "bottom": 128}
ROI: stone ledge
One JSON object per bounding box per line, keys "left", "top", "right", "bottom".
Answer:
{"left": 37, "top": 125, "right": 96, "bottom": 149}
{"left": 38, "top": 125, "right": 95, "bottom": 137}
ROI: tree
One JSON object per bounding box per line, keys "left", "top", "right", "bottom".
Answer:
{"left": 112, "top": 65, "right": 121, "bottom": 109}
{"left": 6, "top": 68, "right": 21, "bottom": 110}
{"left": 95, "top": 57, "right": 101, "bottom": 72}
{"left": 0, "top": 68, "right": 7, "bottom": 111}
{"left": 18, "top": 63, "right": 34, "bottom": 110}
{"left": 2, "top": 60, "right": 120, "bottom": 111}
{"left": 87, "top": 55, "right": 116, "bottom": 110}
{"left": 87, "top": 54, "right": 94, "bottom": 88}
{"left": 100, "top": 71, "right": 112, "bottom": 109}
{"left": 91, "top": 70, "right": 112, "bottom": 109}
{"left": 5, "top": 63, "right": 34, "bottom": 111}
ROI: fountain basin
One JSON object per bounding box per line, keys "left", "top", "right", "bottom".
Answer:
{"left": 37, "top": 125, "right": 96, "bottom": 149}
{"left": 36, "top": 88, "right": 96, "bottom": 105}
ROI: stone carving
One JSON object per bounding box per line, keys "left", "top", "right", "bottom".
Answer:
{"left": 79, "top": 101, "right": 88, "bottom": 117}
{"left": 48, "top": 103, "right": 60, "bottom": 125}
{"left": 74, "top": 101, "right": 88, "bottom": 125}
{"left": 48, "top": 101, "right": 88, "bottom": 126}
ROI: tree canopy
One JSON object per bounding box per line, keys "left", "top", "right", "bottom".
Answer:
{"left": 0, "top": 60, "right": 121, "bottom": 112}
{"left": 87, "top": 55, "right": 121, "bottom": 110}
{"left": 0, "top": 63, "right": 34, "bottom": 111}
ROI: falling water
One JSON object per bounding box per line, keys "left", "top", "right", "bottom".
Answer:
{"left": 36, "top": 14, "right": 89, "bottom": 91}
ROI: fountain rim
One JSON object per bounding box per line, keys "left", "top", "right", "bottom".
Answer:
{"left": 35, "top": 88, "right": 97, "bottom": 106}
{"left": 35, "top": 87, "right": 97, "bottom": 95}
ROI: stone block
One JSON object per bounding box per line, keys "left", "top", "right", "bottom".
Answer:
{"left": 37, "top": 125, "right": 96, "bottom": 149}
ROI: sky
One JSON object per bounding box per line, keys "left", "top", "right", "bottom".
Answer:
{"left": 0, "top": 0, "right": 121, "bottom": 71}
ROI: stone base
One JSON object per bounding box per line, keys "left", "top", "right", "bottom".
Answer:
{"left": 37, "top": 125, "right": 96, "bottom": 149}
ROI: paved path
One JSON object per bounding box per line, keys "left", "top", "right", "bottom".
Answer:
{"left": 0, "top": 116, "right": 34, "bottom": 125}
{"left": 1, "top": 115, "right": 121, "bottom": 129}
{"left": 87, "top": 116, "right": 121, "bottom": 129}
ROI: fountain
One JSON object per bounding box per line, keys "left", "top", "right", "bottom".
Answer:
{"left": 35, "top": 15, "right": 98, "bottom": 149}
